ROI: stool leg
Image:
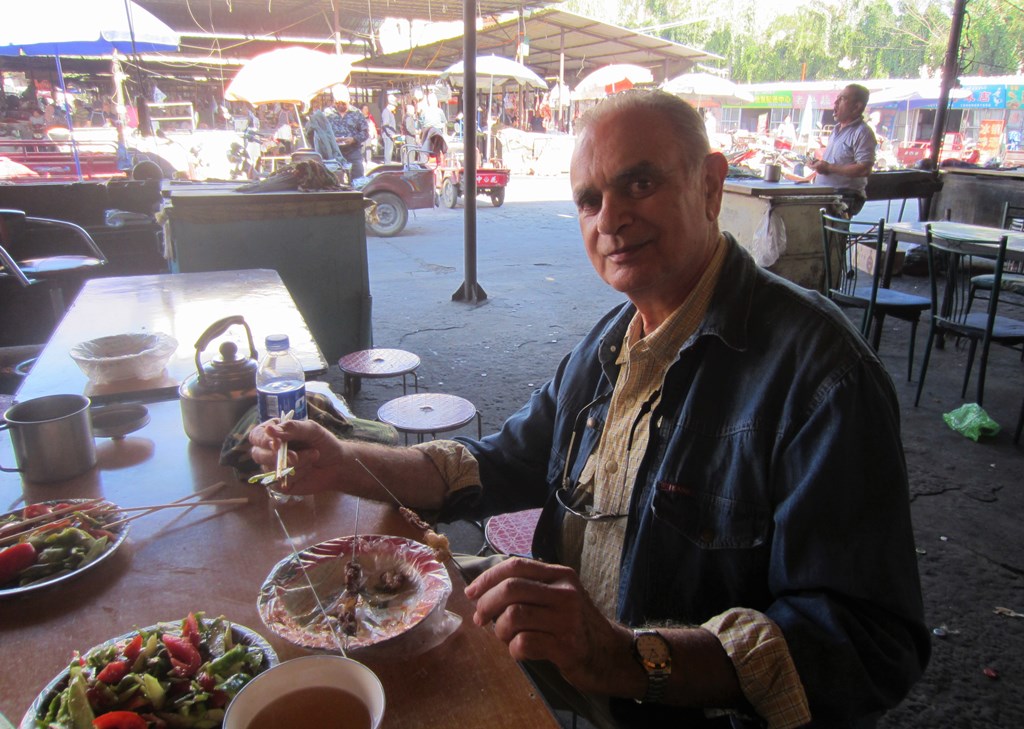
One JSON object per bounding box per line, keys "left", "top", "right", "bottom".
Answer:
{"left": 475, "top": 411, "right": 482, "bottom": 439}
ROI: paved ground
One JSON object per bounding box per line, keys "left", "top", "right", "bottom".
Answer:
{"left": 320, "top": 175, "right": 1024, "bottom": 728}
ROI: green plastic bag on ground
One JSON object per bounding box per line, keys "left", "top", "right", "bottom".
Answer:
{"left": 942, "top": 403, "right": 1001, "bottom": 441}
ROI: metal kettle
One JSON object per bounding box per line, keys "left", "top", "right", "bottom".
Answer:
{"left": 179, "top": 315, "right": 259, "bottom": 446}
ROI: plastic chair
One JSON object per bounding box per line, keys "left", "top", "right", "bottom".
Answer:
{"left": 820, "top": 210, "right": 929, "bottom": 380}
{"left": 968, "top": 202, "right": 1024, "bottom": 311}
{"left": 0, "top": 209, "right": 107, "bottom": 324}
{"left": 914, "top": 225, "right": 1024, "bottom": 407}
{"left": 484, "top": 508, "right": 541, "bottom": 558}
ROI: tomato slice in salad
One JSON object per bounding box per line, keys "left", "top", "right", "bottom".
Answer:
{"left": 96, "top": 660, "right": 130, "bottom": 685}
{"left": 162, "top": 634, "right": 201, "bottom": 677}
{"left": 92, "top": 710, "right": 149, "bottom": 729}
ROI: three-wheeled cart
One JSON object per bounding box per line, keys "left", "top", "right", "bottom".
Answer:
{"left": 437, "top": 158, "right": 510, "bottom": 208}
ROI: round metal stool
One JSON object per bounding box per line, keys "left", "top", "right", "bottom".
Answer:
{"left": 377, "top": 393, "right": 481, "bottom": 443}
{"left": 337, "top": 348, "right": 420, "bottom": 399}
{"left": 485, "top": 508, "right": 542, "bottom": 558}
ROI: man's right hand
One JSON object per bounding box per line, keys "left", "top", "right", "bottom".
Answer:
{"left": 249, "top": 419, "right": 344, "bottom": 494}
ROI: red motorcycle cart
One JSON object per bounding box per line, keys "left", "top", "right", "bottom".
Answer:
{"left": 437, "top": 155, "right": 510, "bottom": 209}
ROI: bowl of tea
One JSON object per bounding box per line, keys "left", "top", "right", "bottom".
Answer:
{"left": 223, "top": 655, "right": 385, "bottom": 729}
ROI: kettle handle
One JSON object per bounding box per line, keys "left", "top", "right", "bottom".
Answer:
{"left": 193, "top": 315, "right": 258, "bottom": 383}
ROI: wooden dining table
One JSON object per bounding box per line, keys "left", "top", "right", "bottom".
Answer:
{"left": 0, "top": 273, "right": 560, "bottom": 728}
{"left": 14, "top": 269, "right": 329, "bottom": 405}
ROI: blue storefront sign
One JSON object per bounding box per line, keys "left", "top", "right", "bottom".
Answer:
{"left": 952, "top": 85, "right": 1005, "bottom": 109}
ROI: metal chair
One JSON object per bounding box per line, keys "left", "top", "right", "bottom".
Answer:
{"left": 0, "top": 209, "right": 108, "bottom": 324}
{"left": 914, "top": 224, "right": 1024, "bottom": 407}
{"left": 968, "top": 201, "right": 1024, "bottom": 311}
{"left": 820, "top": 210, "right": 930, "bottom": 380}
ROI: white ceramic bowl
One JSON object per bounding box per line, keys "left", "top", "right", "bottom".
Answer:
{"left": 223, "top": 655, "right": 385, "bottom": 729}
{"left": 69, "top": 332, "right": 178, "bottom": 384}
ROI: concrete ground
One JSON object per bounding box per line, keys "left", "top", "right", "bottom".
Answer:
{"left": 319, "top": 174, "right": 1024, "bottom": 728}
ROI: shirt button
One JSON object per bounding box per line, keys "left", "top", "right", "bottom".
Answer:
{"left": 606, "top": 461, "right": 618, "bottom": 475}
{"left": 609, "top": 345, "right": 617, "bottom": 353}
{"left": 586, "top": 417, "right": 596, "bottom": 428}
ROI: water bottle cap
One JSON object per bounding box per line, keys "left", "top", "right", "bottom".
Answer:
{"left": 265, "top": 334, "right": 290, "bottom": 351}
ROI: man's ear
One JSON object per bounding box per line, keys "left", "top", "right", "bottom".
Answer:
{"left": 703, "top": 152, "right": 729, "bottom": 222}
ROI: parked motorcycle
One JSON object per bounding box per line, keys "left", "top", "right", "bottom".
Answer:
{"left": 227, "top": 128, "right": 271, "bottom": 180}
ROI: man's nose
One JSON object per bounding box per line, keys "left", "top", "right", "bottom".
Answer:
{"left": 595, "top": 195, "right": 631, "bottom": 235}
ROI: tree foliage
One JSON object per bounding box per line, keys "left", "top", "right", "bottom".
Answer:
{"left": 564, "top": 0, "right": 1023, "bottom": 81}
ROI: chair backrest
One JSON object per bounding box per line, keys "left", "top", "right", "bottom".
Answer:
{"left": 925, "top": 224, "right": 1010, "bottom": 329}
{"left": 819, "top": 209, "right": 886, "bottom": 331}
{"left": 1001, "top": 201, "right": 1024, "bottom": 232}
{"left": 0, "top": 208, "right": 107, "bottom": 265}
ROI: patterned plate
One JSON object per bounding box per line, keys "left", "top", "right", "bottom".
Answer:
{"left": 258, "top": 534, "right": 451, "bottom": 652}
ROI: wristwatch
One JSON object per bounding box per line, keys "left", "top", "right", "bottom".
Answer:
{"left": 632, "top": 629, "right": 672, "bottom": 703}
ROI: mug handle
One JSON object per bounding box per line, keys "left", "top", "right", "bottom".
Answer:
{"left": 0, "top": 421, "right": 22, "bottom": 473}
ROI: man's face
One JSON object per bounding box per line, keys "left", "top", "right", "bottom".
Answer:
{"left": 570, "top": 106, "right": 726, "bottom": 311}
{"left": 833, "top": 87, "right": 865, "bottom": 125}
{"left": 336, "top": 99, "right": 349, "bottom": 114}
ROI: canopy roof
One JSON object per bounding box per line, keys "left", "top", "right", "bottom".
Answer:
{"left": 135, "top": 0, "right": 549, "bottom": 36}
{"left": 359, "top": 9, "right": 716, "bottom": 87}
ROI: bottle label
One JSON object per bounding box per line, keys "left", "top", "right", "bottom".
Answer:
{"left": 258, "top": 382, "right": 307, "bottom": 422}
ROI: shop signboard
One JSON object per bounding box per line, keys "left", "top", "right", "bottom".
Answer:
{"left": 751, "top": 91, "right": 792, "bottom": 108}
{"left": 1006, "top": 85, "right": 1024, "bottom": 110}
{"left": 978, "top": 118, "right": 1005, "bottom": 157}
{"left": 952, "top": 85, "right": 1005, "bottom": 109}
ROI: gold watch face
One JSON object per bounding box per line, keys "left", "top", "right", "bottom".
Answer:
{"left": 636, "top": 632, "right": 671, "bottom": 668}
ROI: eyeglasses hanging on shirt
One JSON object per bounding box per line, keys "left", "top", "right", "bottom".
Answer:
{"left": 555, "top": 388, "right": 661, "bottom": 522}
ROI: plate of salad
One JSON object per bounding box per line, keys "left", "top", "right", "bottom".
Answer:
{"left": 0, "top": 499, "right": 130, "bottom": 599}
{"left": 22, "top": 612, "right": 277, "bottom": 729}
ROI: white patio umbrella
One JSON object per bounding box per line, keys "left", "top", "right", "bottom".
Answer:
{"left": 226, "top": 47, "right": 357, "bottom": 145}
{"left": 572, "top": 64, "right": 654, "bottom": 100}
{"left": 440, "top": 55, "right": 547, "bottom": 159}
{"left": 439, "top": 55, "right": 548, "bottom": 90}
{"left": 798, "top": 94, "right": 816, "bottom": 144}
{"left": 662, "top": 72, "right": 754, "bottom": 107}
{"left": 225, "top": 47, "right": 357, "bottom": 108}
{"left": 0, "top": 0, "right": 180, "bottom": 179}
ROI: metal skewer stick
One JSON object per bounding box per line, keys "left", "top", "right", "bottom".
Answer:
{"left": 270, "top": 505, "right": 348, "bottom": 657}
{"left": 354, "top": 458, "right": 403, "bottom": 507}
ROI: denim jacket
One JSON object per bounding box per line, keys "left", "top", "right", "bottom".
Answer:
{"left": 451, "top": 236, "right": 929, "bottom": 726}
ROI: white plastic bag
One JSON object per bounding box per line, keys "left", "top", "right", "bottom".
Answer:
{"left": 751, "top": 208, "right": 787, "bottom": 267}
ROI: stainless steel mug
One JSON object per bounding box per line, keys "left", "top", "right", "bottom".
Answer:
{"left": 0, "top": 394, "right": 96, "bottom": 483}
{"left": 763, "top": 163, "right": 782, "bottom": 182}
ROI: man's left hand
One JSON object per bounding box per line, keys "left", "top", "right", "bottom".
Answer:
{"left": 464, "top": 557, "right": 638, "bottom": 695}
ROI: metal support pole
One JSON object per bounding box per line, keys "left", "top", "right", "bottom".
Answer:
{"left": 453, "top": 0, "right": 487, "bottom": 302}
{"left": 928, "top": 0, "right": 967, "bottom": 171}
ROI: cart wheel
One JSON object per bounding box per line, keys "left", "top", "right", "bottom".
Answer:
{"left": 490, "top": 187, "right": 506, "bottom": 207}
{"left": 442, "top": 178, "right": 459, "bottom": 208}
{"left": 366, "top": 191, "right": 409, "bottom": 237}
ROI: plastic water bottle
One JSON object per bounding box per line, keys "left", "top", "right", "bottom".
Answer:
{"left": 256, "top": 334, "right": 307, "bottom": 422}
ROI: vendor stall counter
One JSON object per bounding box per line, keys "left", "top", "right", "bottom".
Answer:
{"left": 162, "top": 186, "right": 371, "bottom": 362}
{"left": 719, "top": 179, "right": 841, "bottom": 291}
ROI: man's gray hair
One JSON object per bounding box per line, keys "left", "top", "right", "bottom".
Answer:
{"left": 846, "top": 84, "right": 870, "bottom": 108}
{"left": 575, "top": 89, "right": 709, "bottom": 173}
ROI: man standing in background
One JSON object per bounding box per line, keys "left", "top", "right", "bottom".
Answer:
{"left": 380, "top": 94, "right": 398, "bottom": 163}
{"left": 326, "top": 86, "right": 369, "bottom": 179}
{"left": 807, "top": 84, "right": 876, "bottom": 215}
